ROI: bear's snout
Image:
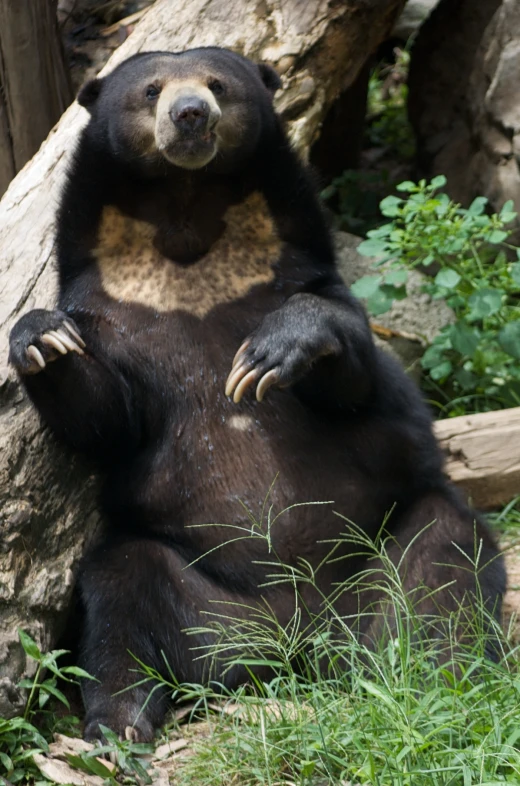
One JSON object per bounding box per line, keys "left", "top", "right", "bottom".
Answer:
{"left": 170, "top": 96, "right": 211, "bottom": 134}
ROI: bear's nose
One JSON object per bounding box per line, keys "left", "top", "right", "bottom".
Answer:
{"left": 170, "top": 97, "right": 210, "bottom": 132}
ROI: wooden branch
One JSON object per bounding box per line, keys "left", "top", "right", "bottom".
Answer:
{"left": 0, "top": 0, "right": 405, "bottom": 717}
{"left": 435, "top": 408, "right": 520, "bottom": 510}
{"left": 0, "top": 0, "right": 73, "bottom": 196}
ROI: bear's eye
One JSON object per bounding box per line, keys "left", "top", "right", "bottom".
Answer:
{"left": 145, "top": 85, "right": 161, "bottom": 101}
{"left": 208, "top": 79, "right": 225, "bottom": 97}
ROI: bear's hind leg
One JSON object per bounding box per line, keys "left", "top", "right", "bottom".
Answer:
{"left": 78, "top": 536, "right": 220, "bottom": 742}
{"left": 356, "top": 493, "right": 505, "bottom": 660}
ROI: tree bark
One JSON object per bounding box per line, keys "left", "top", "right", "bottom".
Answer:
{"left": 408, "top": 0, "right": 520, "bottom": 232}
{"left": 0, "top": 0, "right": 405, "bottom": 717}
{"left": 0, "top": 0, "right": 73, "bottom": 197}
{"left": 434, "top": 408, "right": 520, "bottom": 510}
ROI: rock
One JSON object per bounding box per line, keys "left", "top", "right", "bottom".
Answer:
{"left": 393, "top": 0, "right": 440, "bottom": 40}
{"left": 408, "top": 0, "right": 520, "bottom": 233}
{"left": 33, "top": 753, "right": 106, "bottom": 786}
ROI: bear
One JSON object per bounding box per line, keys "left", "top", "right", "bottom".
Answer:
{"left": 9, "top": 47, "right": 505, "bottom": 743}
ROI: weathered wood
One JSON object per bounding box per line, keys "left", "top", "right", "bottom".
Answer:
{"left": 0, "top": 0, "right": 73, "bottom": 197}
{"left": 0, "top": 0, "right": 405, "bottom": 717}
{"left": 435, "top": 408, "right": 520, "bottom": 509}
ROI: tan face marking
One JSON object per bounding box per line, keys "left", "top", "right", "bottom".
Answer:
{"left": 94, "top": 192, "right": 281, "bottom": 317}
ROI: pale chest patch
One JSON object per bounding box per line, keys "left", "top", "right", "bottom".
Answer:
{"left": 94, "top": 192, "right": 282, "bottom": 317}
{"left": 228, "top": 414, "right": 255, "bottom": 432}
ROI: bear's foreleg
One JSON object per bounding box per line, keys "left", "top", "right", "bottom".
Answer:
{"left": 9, "top": 308, "right": 135, "bottom": 456}
{"left": 225, "top": 284, "right": 376, "bottom": 409}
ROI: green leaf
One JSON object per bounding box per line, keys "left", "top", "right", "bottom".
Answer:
{"left": 498, "top": 322, "right": 520, "bottom": 360}
{"left": 384, "top": 269, "right": 408, "bottom": 287}
{"left": 18, "top": 629, "right": 41, "bottom": 661}
{"left": 62, "top": 665, "right": 97, "bottom": 680}
{"left": 380, "top": 195, "right": 402, "bottom": 217}
{"left": 320, "top": 184, "right": 335, "bottom": 201}
{"left": 467, "top": 196, "right": 487, "bottom": 216}
{"left": 40, "top": 681, "right": 70, "bottom": 708}
{"left": 38, "top": 690, "right": 51, "bottom": 709}
{"left": 66, "top": 753, "right": 115, "bottom": 779}
{"left": 350, "top": 275, "right": 383, "bottom": 299}
{"left": 300, "top": 760, "right": 317, "bottom": 777}
{"left": 499, "top": 199, "right": 517, "bottom": 223}
{"left": 356, "top": 238, "right": 389, "bottom": 257}
{"left": 366, "top": 288, "right": 396, "bottom": 316}
{"left": 0, "top": 752, "right": 13, "bottom": 770}
{"left": 454, "top": 368, "right": 478, "bottom": 390}
{"left": 487, "top": 229, "right": 508, "bottom": 244}
{"left": 395, "top": 180, "right": 416, "bottom": 192}
{"left": 98, "top": 725, "right": 120, "bottom": 744}
{"left": 421, "top": 345, "right": 444, "bottom": 370}
{"left": 368, "top": 223, "right": 393, "bottom": 238}
{"left": 430, "top": 175, "right": 447, "bottom": 190}
{"left": 510, "top": 262, "right": 520, "bottom": 286}
{"left": 467, "top": 288, "right": 504, "bottom": 320}
{"left": 434, "top": 269, "right": 461, "bottom": 289}
{"left": 449, "top": 322, "right": 480, "bottom": 356}
{"left": 430, "top": 360, "right": 453, "bottom": 380}
{"left": 381, "top": 283, "right": 407, "bottom": 301}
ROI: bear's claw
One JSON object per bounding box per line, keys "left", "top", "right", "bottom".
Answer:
{"left": 9, "top": 311, "right": 86, "bottom": 375}
{"left": 30, "top": 323, "right": 85, "bottom": 371}
{"left": 225, "top": 353, "right": 280, "bottom": 403}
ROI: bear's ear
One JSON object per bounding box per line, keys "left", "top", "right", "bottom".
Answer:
{"left": 258, "top": 63, "right": 281, "bottom": 97}
{"left": 77, "top": 78, "right": 104, "bottom": 111}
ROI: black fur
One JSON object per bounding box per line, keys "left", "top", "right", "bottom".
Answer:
{"left": 9, "top": 48, "right": 505, "bottom": 742}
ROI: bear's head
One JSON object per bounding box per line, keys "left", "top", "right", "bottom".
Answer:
{"left": 78, "top": 48, "right": 282, "bottom": 173}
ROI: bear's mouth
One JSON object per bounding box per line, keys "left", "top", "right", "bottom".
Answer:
{"left": 159, "top": 131, "right": 218, "bottom": 170}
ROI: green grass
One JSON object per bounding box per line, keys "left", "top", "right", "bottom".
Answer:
{"left": 488, "top": 498, "right": 520, "bottom": 540}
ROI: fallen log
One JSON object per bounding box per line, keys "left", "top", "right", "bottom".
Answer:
{"left": 435, "top": 408, "right": 520, "bottom": 510}
{"left": 0, "top": 0, "right": 405, "bottom": 717}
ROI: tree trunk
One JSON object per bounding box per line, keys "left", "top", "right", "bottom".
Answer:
{"left": 408, "top": 0, "right": 520, "bottom": 231}
{"left": 0, "top": 0, "right": 405, "bottom": 717}
{"left": 0, "top": 0, "right": 73, "bottom": 197}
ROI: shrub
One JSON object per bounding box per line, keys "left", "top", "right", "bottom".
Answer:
{"left": 351, "top": 176, "right": 520, "bottom": 416}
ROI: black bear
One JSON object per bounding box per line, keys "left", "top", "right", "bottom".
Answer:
{"left": 9, "top": 48, "right": 505, "bottom": 742}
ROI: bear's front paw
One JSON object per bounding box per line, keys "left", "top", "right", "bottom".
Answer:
{"left": 225, "top": 306, "right": 342, "bottom": 403}
{"left": 9, "top": 309, "right": 86, "bottom": 375}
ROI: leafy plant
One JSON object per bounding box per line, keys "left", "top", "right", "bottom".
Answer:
{"left": 351, "top": 176, "right": 520, "bottom": 415}
{"left": 0, "top": 631, "right": 153, "bottom": 784}
{"left": 366, "top": 46, "right": 415, "bottom": 161}
{"left": 0, "top": 630, "right": 91, "bottom": 782}
{"left": 66, "top": 725, "right": 154, "bottom": 784}
{"left": 17, "top": 629, "right": 92, "bottom": 723}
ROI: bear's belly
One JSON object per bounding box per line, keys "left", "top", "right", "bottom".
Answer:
{"left": 106, "top": 394, "right": 394, "bottom": 574}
